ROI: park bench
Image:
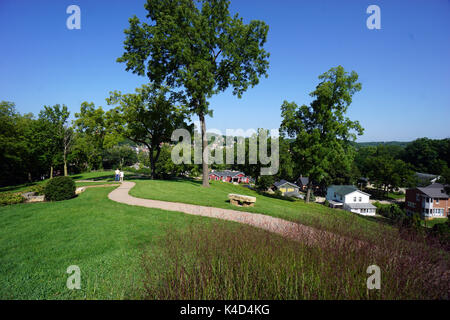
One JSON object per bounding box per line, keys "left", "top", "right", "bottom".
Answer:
{"left": 228, "top": 193, "right": 256, "bottom": 207}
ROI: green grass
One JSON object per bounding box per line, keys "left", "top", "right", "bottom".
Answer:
{"left": 1, "top": 172, "right": 447, "bottom": 299}
{"left": 75, "top": 181, "right": 120, "bottom": 187}
{"left": 70, "top": 170, "right": 117, "bottom": 181}
{"left": 0, "top": 180, "right": 47, "bottom": 194}
{"left": 130, "top": 178, "right": 392, "bottom": 241}
{"left": 0, "top": 186, "right": 238, "bottom": 299}
{"left": 422, "top": 218, "right": 448, "bottom": 228}
{"left": 387, "top": 192, "right": 405, "bottom": 200}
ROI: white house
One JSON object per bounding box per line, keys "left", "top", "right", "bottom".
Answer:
{"left": 326, "top": 185, "right": 376, "bottom": 216}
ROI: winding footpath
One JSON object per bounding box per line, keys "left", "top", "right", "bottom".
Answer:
{"left": 108, "top": 182, "right": 336, "bottom": 245}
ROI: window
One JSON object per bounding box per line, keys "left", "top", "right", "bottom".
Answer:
{"left": 353, "top": 197, "right": 356, "bottom": 202}
{"left": 416, "top": 194, "right": 420, "bottom": 201}
{"left": 359, "top": 197, "right": 362, "bottom": 202}
{"left": 436, "top": 199, "right": 439, "bottom": 204}
{"left": 407, "top": 201, "right": 416, "bottom": 208}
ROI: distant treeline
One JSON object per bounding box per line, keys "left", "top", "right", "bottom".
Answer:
{"left": 353, "top": 141, "right": 411, "bottom": 148}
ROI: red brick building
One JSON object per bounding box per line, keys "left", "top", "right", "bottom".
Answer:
{"left": 405, "top": 183, "right": 449, "bottom": 220}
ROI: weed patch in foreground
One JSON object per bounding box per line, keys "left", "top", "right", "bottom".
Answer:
{"left": 142, "top": 222, "right": 449, "bottom": 300}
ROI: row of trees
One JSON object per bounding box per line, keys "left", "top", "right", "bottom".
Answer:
{"left": 0, "top": 101, "right": 138, "bottom": 186}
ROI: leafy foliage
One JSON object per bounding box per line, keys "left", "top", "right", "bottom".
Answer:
{"left": 255, "top": 175, "right": 274, "bottom": 191}
{"left": 117, "top": 0, "right": 270, "bottom": 187}
{"left": 280, "top": 66, "right": 363, "bottom": 202}
{"left": 0, "top": 192, "right": 24, "bottom": 206}
{"left": 44, "top": 176, "right": 76, "bottom": 201}
{"left": 106, "top": 84, "right": 191, "bottom": 178}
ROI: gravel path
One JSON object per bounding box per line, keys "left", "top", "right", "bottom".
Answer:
{"left": 108, "top": 182, "right": 336, "bottom": 246}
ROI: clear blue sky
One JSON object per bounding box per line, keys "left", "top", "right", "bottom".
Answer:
{"left": 1, "top": 0, "right": 449, "bottom": 142}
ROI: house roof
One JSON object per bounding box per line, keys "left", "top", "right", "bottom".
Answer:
{"left": 210, "top": 170, "right": 246, "bottom": 178}
{"left": 328, "top": 185, "right": 370, "bottom": 196}
{"left": 415, "top": 172, "right": 439, "bottom": 180}
{"left": 296, "top": 176, "right": 309, "bottom": 185}
{"left": 274, "top": 180, "right": 299, "bottom": 188}
{"left": 417, "top": 183, "right": 449, "bottom": 199}
{"left": 346, "top": 203, "right": 377, "bottom": 209}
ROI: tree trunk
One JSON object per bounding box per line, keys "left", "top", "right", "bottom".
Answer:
{"left": 305, "top": 184, "right": 312, "bottom": 203}
{"left": 28, "top": 172, "right": 32, "bottom": 183}
{"left": 199, "top": 113, "right": 210, "bottom": 187}
{"left": 64, "top": 151, "right": 68, "bottom": 176}
{"left": 50, "top": 166, "right": 54, "bottom": 179}
{"left": 149, "top": 146, "right": 155, "bottom": 180}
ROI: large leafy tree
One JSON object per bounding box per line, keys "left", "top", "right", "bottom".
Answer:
{"left": 106, "top": 84, "right": 191, "bottom": 179}
{"left": 38, "top": 104, "right": 70, "bottom": 178}
{"left": 280, "top": 66, "right": 364, "bottom": 202}
{"left": 117, "top": 0, "right": 270, "bottom": 187}
{"left": 74, "top": 102, "right": 123, "bottom": 170}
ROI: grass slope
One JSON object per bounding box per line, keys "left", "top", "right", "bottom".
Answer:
{"left": 0, "top": 186, "right": 237, "bottom": 299}
{"left": 130, "top": 178, "right": 392, "bottom": 241}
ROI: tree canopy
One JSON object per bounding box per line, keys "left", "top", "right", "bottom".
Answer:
{"left": 106, "top": 84, "right": 191, "bottom": 179}
{"left": 280, "top": 66, "right": 364, "bottom": 202}
{"left": 117, "top": 0, "right": 270, "bottom": 186}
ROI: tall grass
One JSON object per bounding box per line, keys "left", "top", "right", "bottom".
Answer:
{"left": 141, "top": 219, "right": 449, "bottom": 300}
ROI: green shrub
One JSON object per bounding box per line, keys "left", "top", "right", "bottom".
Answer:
{"left": 274, "top": 189, "right": 282, "bottom": 197}
{"left": 44, "top": 176, "right": 76, "bottom": 201}
{"left": 28, "top": 183, "right": 46, "bottom": 195}
{"left": 0, "top": 192, "right": 25, "bottom": 206}
{"left": 256, "top": 175, "right": 274, "bottom": 191}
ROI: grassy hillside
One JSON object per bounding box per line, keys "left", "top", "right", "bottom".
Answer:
{"left": 129, "top": 178, "right": 392, "bottom": 241}
{"left": 1, "top": 173, "right": 448, "bottom": 299}
{"left": 0, "top": 187, "right": 236, "bottom": 299}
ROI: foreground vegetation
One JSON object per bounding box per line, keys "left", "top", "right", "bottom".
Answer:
{"left": 143, "top": 221, "right": 448, "bottom": 300}
{"left": 0, "top": 187, "right": 229, "bottom": 299}
{"left": 1, "top": 175, "right": 449, "bottom": 299}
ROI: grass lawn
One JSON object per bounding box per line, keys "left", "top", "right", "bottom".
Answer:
{"left": 1, "top": 173, "right": 448, "bottom": 299}
{"left": 129, "top": 178, "right": 392, "bottom": 241}
{"left": 75, "top": 181, "right": 120, "bottom": 187}
{"left": 0, "top": 186, "right": 239, "bottom": 299}
{"left": 0, "top": 171, "right": 121, "bottom": 195}
{"left": 0, "top": 180, "right": 47, "bottom": 194}
{"left": 422, "top": 218, "right": 448, "bottom": 228}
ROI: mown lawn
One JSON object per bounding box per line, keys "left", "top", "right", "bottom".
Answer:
{"left": 422, "top": 218, "right": 448, "bottom": 228}
{"left": 130, "top": 178, "right": 392, "bottom": 241}
{"left": 0, "top": 186, "right": 238, "bottom": 299}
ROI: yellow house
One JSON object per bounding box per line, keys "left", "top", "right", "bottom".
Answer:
{"left": 273, "top": 180, "right": 301, "bottom": 196}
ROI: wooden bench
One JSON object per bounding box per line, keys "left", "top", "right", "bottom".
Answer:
{"left": 228, "top": 193, "right": 256, "bottom": 207}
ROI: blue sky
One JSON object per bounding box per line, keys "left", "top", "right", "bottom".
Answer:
{"left": 1, "top": 0, "right": 449, "bottom": 142}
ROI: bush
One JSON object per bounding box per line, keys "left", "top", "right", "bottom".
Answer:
{"left": 430, "top": 221, "right": 450, "bottom": 248}
{"left": 256, "top": 175, "right": 274, "bottom": 191}
{"left": 44, "top": 176, "right": 76, "bottom": 201}
{"left": 0, "top": 192, "right": 25, "bottom": 206}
